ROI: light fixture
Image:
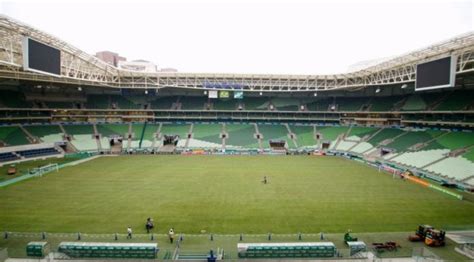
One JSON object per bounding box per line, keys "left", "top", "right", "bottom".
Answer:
{"left": 401, "top": 84, "right": 407, "bottom": 89}
{"left": 204, "top": 90, "right": 207, "bottom": 95}
{"left": 313, "top": 92, "right": 318, "bottom": 97}
{"left": 144, "top": 90, "right": 148, "bottom": 95}
{"left": 77, "top": 86, "right": 82, "bottom": 91}
{"left": 259, "top": 92, "right": 263, "bottom": 96}
{"left": 375, "top": 88, "right": 381, "bottom": 93}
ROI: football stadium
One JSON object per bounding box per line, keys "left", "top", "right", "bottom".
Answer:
{"left": 0, "top": 3, "right": 474, "bottom": 261}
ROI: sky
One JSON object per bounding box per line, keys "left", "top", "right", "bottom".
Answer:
{"left": 0, "top": 0, "right": 472, "bottom": 75}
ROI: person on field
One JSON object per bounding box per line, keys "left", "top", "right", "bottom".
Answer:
{"left": 145, "top": 217, "right": 154, "bottom": 233}
{"left": 263, "top": 176, "right": 268, "bottom": 184}
{"left": 127, "top": 226, "right": 133, "bottom": 239}
{"left": 168, "top": 228, "right": 175, "bottom": 243}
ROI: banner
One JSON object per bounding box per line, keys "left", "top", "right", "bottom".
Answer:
{"left": 208, "top": 90, "right": 218, "bottom": 99}
{"left": 234, "top": 91, "right": 244, "bottom": 99}
{"left": 219, "top": 91, "right": 230, "bottom": 98}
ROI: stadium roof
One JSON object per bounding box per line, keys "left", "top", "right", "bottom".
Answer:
{"left": 0, "top": 14, "right": 473, "bottom": 92}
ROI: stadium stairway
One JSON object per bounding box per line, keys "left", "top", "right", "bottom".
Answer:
{"left": 221, "top": 123, "right": 227, "bottom": 150}
{"left": 184, "top": 123, "right": 194, "bottom": 149}
{"left": 285, "top": 123, "right": 298, "bottom": 148}
{"left": 92, "top": 123, "right": 102, "bottom": 152}
{"left": 254, "top": 123, "right": 263, "bottom": 150}
{"left": 18, "top": 124, "right": 37, "bottom": 143}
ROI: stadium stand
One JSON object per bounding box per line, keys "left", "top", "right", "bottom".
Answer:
{"left": 18, "top": 147, "right": 60, "bottom": 158}
{"left": 160, "top": 123, "right": 190, "bottom": 147}
{"left": 0, "top": 152, "right": 19, "bottom": 162}
{"left": 150, "top": 96, "right": 177, "bottom": 110}
{"left": 369, "top": 96, "right": 404, "bottom": 111}
{"left": 289, "top": 125, "right": 315, "bottom": 148}
{"left": 0, "top": 90, "right": 32, "bottom": 108}
{"left": 130, "top": 123, "right": 146, "bottom": 148}
{"left": 24, "top": 125, "right": 62, "bottom": 143}
{"left": 335, "top": 97, "right": 370, "bottom": 111}
{"left": 63, "top": 124, "right": 98, "bottom": 151}
{"left": 45, "top": 101, "right": 74, "bottom": 109}
{"left": 423, "top": 131, "right": 474, "bottom": 150}
{"left": 190, "top": 123, "right": 222, "bottom": 148}
{"left": 434, "top": 90, "right": 474, "bottom": 111}
{"left": 258, "top": 124, "right": 290, "bottom": 149}
{"left": 225, "top": 123, "right": 259, "bottom": 149}
{"left": 401, "top": 94, "right": 427, "bottom": 111}
{"left": 384, "top": 129, "right": 443, "bottom": 152}
{"left": 110, "top": 95, "right": 139, "bottom": 109}
{"left": 180, "top": 96, "right": 207, "bottom": 110}
{"left": 97, "top": 124, "right": 129, "bottom": 138}
{"left": 85, "top": 95, "right": 110, "bottom": 109}
{"left": 317, "top": 126, "right": 348, "bottom": 142}
{"left": 271, "top": 97, "right": 300, "bottom": 111}
{"left": 366, "top": 128, "right": 405, "bottom": 146}
{"left": 391, "top": 149, "right": 450, "bottom": 168}
{"left": 242, "top": 97, "right": 269, "bottom": 110}
{"left": 306, "top": 98, "right": 333, "bottom": 111}
{"left": 0, "top": 126, "right": 30, "bottom": 146}
{"left": 426, "top": 157, "right": 474, "bottom": 181}
{"left": 212, "top": 99, "right": 237, "bottom": 110}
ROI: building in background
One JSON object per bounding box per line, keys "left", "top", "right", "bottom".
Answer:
{"left": 159, "top": 67, "right": 178, "bottom": 73}
{"left": 118, "top": 59, "right": 158, "bottom": 73}
{"left": 95, "top": 51, "right": 126, "bottom": 67}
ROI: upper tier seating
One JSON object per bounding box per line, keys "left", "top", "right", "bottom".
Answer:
{"left": 434, "top": 90, "right": 474, "bottom": 111}
{"left": 335, "top": 97, "right": 370, "bottom": 111}
{"left": 401, "top": 95, "right": 427, "bottom": 111}
{"left": 45, "top": 101, "right": 75, "bottom": 109}
{"left": 180, "top": 97, "right": 207, "bottom": 110}
{"left": 110, "top": 95, "right": 140, "bottom": 109}
{"left": 0, "top": 90, "right": 32, "bottom": 108}
{"left": 271, "top": 98, "right": 300, "bottom": 111}
{"left": 213, "top": 99, "right": 237, "bottom": 110}
{"left": 150, "top": 96, "right": 177, "bottom": 110}
{"left": 85, "top": 95, "right": 110, "bottom": 109}
{"left": 242, "top": 97, "right": 269, "bottom": 110}
{"left": 306, "top": 98, "right": 333, "bottom": 111}
{"left": 369, "top": 96, "right": 404, "bottom": 111}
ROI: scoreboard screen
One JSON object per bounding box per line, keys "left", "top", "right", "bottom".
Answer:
{"left": 22, "top": 37, "right": 61, "bottom": 76}
{"left": 415, "top": 56, "right": 456, "bottom": 91}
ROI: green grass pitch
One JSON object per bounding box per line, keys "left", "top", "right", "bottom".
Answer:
{"left": 1, "top": 155, "right": 473, "bottom": 234}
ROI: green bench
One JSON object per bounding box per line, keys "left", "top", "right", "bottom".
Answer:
{"left": 26, "top": 242, "right": 49, "bottom": 257}
{"left": 238, "top": 242, "right": 336, "bottom": 258}
{"left": 58, "top": 242, "right": 158, "bottom": 259}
